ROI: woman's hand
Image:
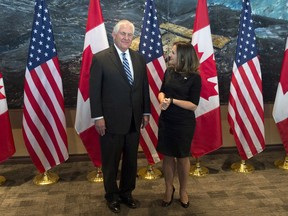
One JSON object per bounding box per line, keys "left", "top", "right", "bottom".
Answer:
{"left": 160, "top": 97, "right": 172, "bottom": 110}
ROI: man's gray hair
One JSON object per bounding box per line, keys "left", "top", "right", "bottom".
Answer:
{"left": 113, "top": 20, "right": 135, "bottom": 34}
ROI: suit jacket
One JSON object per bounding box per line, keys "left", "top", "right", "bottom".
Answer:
{"left": 89, "top": 46, "right": 150, "bottom": 134}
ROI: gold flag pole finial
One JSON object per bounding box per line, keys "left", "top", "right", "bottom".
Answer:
{"left": 274, "top": 154, "right": 288, "bottom": 170}
{"left": 0, "top": 176, "right": 6, "bottom": 185}
{"left": 189, "top": 157, "right": 209, "bottom": 177}
{"left": 137, "top": 164, "right": 162, "bottom": 180}
{"left": 231, "top": 160, "right": 254, "bottom": 173}
{"left": 33, "top": 171, "right": 59, "bottom": 185}
{"left": 87, "top": 167, "right": 103, "bottom": 183}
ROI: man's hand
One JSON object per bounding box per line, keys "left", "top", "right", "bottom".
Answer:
{"left": 141, "top": 115, "right": 150, "bottom": 129}
{"left": 95, "top": 118, "right": 106, "bottom": 136}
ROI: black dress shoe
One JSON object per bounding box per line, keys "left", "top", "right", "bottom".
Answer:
{"left": 179, "top": 199, "right": 190, "bottom": 208}
{"left": 107, "top": 200, "right": 121, "bottom": 213}
{"left": 161, "top": 186, "right": 175, "bottom": 207}
{"left": 120, "top": 197, "right": 138, "bottom": 209}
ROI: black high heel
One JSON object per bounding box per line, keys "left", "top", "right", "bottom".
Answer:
{"left": 179, "top": 199, "right": 190, "bottom": 208}
{"left": 161, "top": 186, "right": 175, "bottom": 207}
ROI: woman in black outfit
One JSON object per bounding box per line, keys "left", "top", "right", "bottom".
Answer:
{"left": 157, "top": 41, "right": 201, "bottom": 208}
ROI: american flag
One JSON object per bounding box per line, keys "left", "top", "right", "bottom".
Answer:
{"left": 74, "top": 0, "right": 108, "bottom": 167}
{"left": 272, "top": 37, "right": 288, "bottom": 153}
{"left": 191, "top": 0, "right": 222, "bottom": 157}
{"left": 228, "top": 0, "right": 265, "bottom": 160}
{"left": 139, "top": 0, "right": 166, "bottom": 164}
{"left": 22, "top": 0, "right": 68, "bottom": 173}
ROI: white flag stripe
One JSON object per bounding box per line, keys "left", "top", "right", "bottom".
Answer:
{"left": 39, "top": 60, "right": 66, "bottom": 127}
{"left": 195, "top": 76, "right": 220, "bottom": 117}
{"left": 0, "top": 77, "right": 8, "bottom": 115}
{"left": 75, "top": 90, "right": 94, "bottom": 133}
{"left": 273, "top": 84, "right": 288, "bottom": 123}
{"left": 157, "top": 57, "right": 167, "bottom": 76}
{"left": 147, "top": 62, "right": 163, "bottom": 90}
{"left": 246, "top": 58, "right": 264, "bottom": 108}
{"left": 195, "top": 95, "right": 220, "bottom": 117}
{"left": 227, "top": 101, "right": 253, "bottom": 158}
{"left": 149, "top": 85, "right": 161, "bottom": 116}
{"left": 192, "top": 25, "right": 214, "bottom": 63}
{"left": 46, "top": 60, "right": 64, "bottom": 97}
{"left": 84, "top": 23, "right": 109, "bottom": 53}
{"left": 0, "top": 100, "right": 7, "bottom": 115}
{"left": 141, "top": 128, "right": 161, "bottom": 163}
{"left": 22, "top": 116, "right": 52, "bottom": 169}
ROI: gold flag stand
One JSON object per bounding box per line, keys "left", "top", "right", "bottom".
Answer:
{"left": 87, "top": 167, "right": 103, "bottom": 183}
{"left": 231, "top": 160, "right": 254, "bottom": 173}
{"left": 0, "top": 176, "right": 6, "bottom": 185}
{"left": 137, "top": 164, "right": 162, "bottom": 180}
{"left": 274, "top": 155, "right": 288, "bottom": 170}
{"left": 33, "top": 171, "right": 59, "bottom": 185}
{"left": 189, "top": 157, "right": 209, "bottom": 177}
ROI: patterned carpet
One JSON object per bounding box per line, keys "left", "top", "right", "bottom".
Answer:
{"left": 1, "top": 146, "right": 288, "bottom": 216}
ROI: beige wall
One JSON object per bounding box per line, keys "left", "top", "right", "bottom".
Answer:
{"left": 10, "top": 104, "right": 281, "bottom": 157}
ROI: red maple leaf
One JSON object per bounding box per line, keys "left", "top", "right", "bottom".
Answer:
{"left": 198, "top": 55, "right": 218, "bottom": 101}
{"left": 0, "top": 85, "right": 6, "bottom": 100}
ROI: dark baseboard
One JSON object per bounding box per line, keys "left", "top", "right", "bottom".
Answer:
{"left": 2, "top": 144, "right": 285, "bottom": 165}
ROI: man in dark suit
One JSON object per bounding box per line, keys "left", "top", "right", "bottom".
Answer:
{"left": 89, "top": 20, "right": 150, "bottom": 213}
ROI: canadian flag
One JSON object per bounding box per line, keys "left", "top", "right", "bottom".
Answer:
{"left": 74, "top": 0, "right": 109, "bottom": 166}
{"left": 191, "top": 0, "right": 223, "bottom": 157}
{"left": 0, "top": 72, "right": 15, "bottom": 163}
{"left": 272, "top": 37, "right": 288, "bottom": 153}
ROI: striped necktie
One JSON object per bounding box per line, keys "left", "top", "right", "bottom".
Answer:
{"left": 122, "top": 52, "right": 133, "bottom": 85}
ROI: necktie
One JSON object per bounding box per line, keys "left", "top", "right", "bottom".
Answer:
{"left": 122, "top": 52, "right": 133, "bottom": 85}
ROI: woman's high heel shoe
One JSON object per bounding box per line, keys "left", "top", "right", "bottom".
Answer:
{"left": 179, "top": 199, "right": 190, "bottom": 208}
{"left": 161, "top": 186, "right": 175, "bottom": 207}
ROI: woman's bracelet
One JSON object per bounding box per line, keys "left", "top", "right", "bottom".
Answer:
{"left": 170, "top": 98, "right": 173, "bottom": 104}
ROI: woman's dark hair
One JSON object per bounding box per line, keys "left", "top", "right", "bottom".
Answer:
{"left": 174, "top": 41, "right": 200, "bottom": 76}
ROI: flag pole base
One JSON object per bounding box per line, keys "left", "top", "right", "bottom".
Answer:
{"left": 137, "top": 164, "right": 162, "bottom": 180}
{"left": 0, "top": 176, "right": 6, "bottom": 185}
{"left": 231, "top": 160, "right": 254, "bottom": 173}
{"left": 274, "top": 155, "right": 288, "bottom": 170}
{"left": 87, "top": 167, "right": 103, "bottom": 183}
{"left": 33, "top": 171, "right": 59, "bottom": 185}
{"left": 189, "top": 158, "right": 209, "bottom": 177}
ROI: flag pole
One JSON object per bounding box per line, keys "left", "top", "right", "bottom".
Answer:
{"left": 274, "top": 155, "right": 288, "bottom": 170}
{"left": 87, "top": 166, "right": 103, "bottom": 182}
{"left": 33, "top": 171, "right": 59, "bottom": 186}
{"left": 189, "top": 157, "right": 209, "bottom": 177}
{"left": 137, "top": 164, "right": 162, "bottom": 180}
{"left": 231, "top": 160, "right": 254, "bottom": 173}
{"left": 0, "top": 176, "right": 6, "bottom": 185}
